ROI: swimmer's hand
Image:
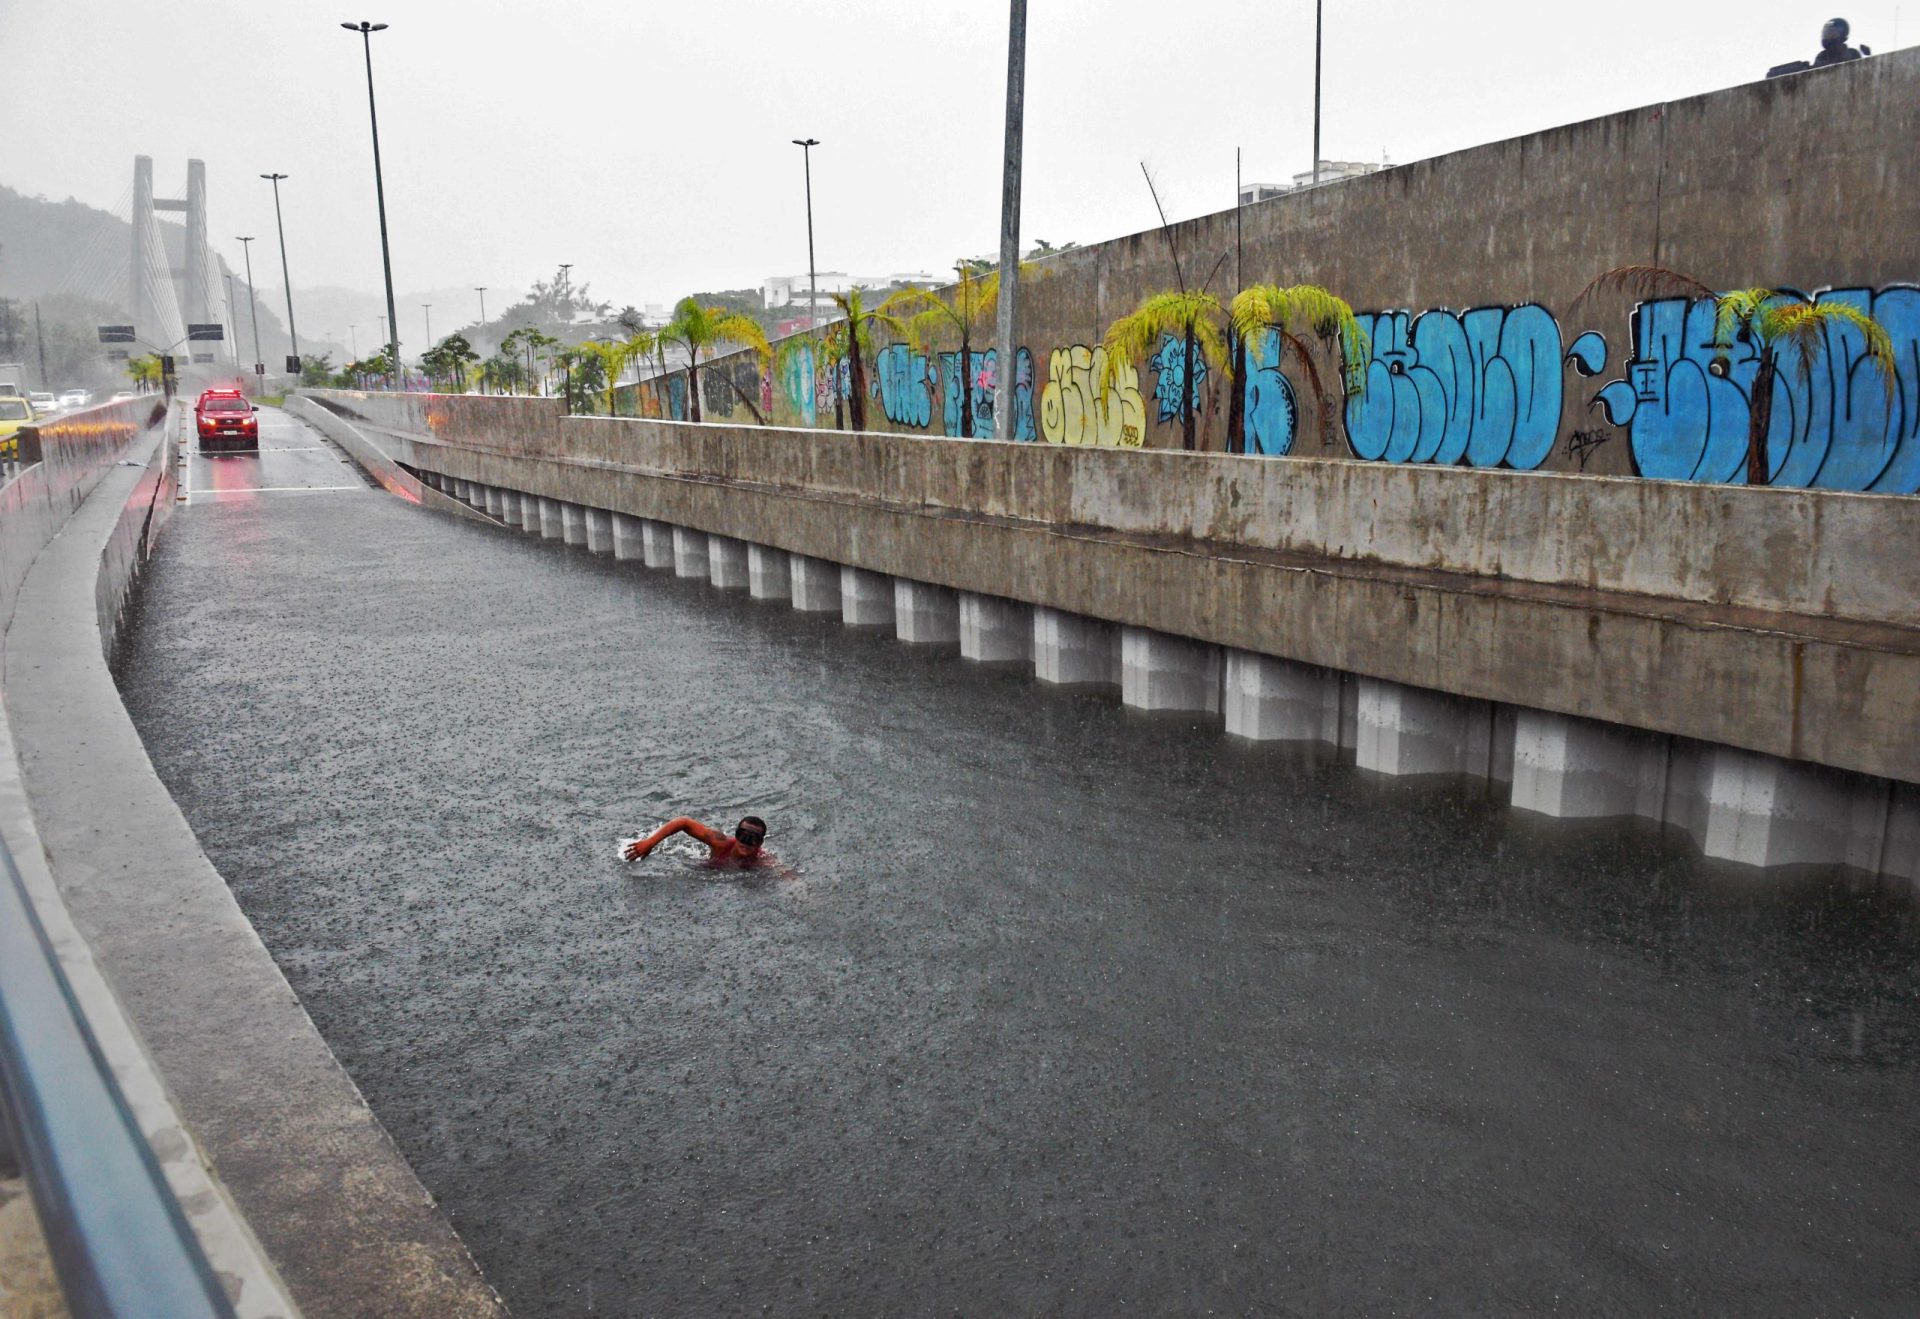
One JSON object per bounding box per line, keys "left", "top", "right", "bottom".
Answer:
{"left": 619, "top": 837, "right": 652, "bottom": 862}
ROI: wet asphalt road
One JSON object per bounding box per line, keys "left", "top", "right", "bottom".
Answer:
{"left": 118, "top": 408, "right": 1920, "bottom": 1316}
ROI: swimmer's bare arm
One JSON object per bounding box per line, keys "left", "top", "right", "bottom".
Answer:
{"left": 623, "top": 817, "right": 725, "bottom": 861}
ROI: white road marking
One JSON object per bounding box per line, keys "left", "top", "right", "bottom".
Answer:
{"left": 188, "top": 484, "right": 367, "bottom": 499}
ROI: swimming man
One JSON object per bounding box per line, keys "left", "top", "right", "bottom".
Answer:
{"left": 623, "top": 815, "right": 767, "bottom": 866}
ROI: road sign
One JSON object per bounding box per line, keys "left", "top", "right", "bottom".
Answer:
{"left": 191, "top": 352, "right": 215, "bottom": 364}
{"left": 284, "top": 354, "right": 301, "bottom": 374}
{"left": 254, "top": 363, "right": 266, "bottom": 376}
{"left": 106, "top": 350, "right": 130, "bottom": 362}
{"left": 97, "top": 325, "right": 136, "bottom": 344}
{"left": 187, "top": 323, "right": 225, "bottom": 342}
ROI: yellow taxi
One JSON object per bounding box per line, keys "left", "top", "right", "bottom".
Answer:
{"left": 0, "top": 395, "right": 34, "bottom": 462}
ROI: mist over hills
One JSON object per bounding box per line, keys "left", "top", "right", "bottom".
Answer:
{"left": 0, "top": 183, "right": 521, "bottom": 366}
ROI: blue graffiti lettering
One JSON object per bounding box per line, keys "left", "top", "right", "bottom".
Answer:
{"left": 943, "top": 347, "right": 1037, "bottom": 440}
{"left": 1343, "top": 304, "right": 1563, "bottom": 470}
{"left": 780, "top": 346, "right": 817, "bottom": 427}
{"left": 939, "top": 349, "right": 995, "bottom": 437}
{"left": 1593, "top": 285, "right": 1920, "bottom": 492}
{"left": 873, "top": 343, "right": 934, "bottom": 429}
{"left": 1242, "top": 329, "right": 1300, "bottom": 456}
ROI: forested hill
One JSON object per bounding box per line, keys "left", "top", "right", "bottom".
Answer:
{"left": 0, "top": 184, "right": 145, "bottom": 303}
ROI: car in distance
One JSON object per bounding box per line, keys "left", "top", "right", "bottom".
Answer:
{"left": 57, "top": 389, "right": 89, "bottom": 409}
{"left": 28, "top": 392, "right": 57, "bottom": 416}
{"left": 194, "top": 389, "right": 259, "bottom": 452}
{"left": 0, "top": 395, "right": 34, "bottom": 461}
{"left": 109, "top": 390, "right": 136, "bottom": 402}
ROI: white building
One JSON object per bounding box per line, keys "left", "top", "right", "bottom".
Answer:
{"left": 761, "top": 271, "right": 941, "bottom": 319}
{"left": 1239, "top": 159, "right": 1385, "bottom": 206}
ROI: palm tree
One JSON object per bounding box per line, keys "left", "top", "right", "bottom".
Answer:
{"left": 656, "top": 297, "right": 771, "bottom": 424}
{"left": 1228, "top": 284, "right": 1370, "bottom": 451}
{"left": 1102, "top": 289, "right": 1232, "bottom": 451}
{"left": 824, "top": 288, "right": 907, "bottom": 432}
{"left": 1576, "top": 266, "right": 1896, "bottom": 485}
{"left": 879, "top": 267, "right": 1007, "bottom": 438}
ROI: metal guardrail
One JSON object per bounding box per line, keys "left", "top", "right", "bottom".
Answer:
{"left": 0, "top": 835, "right": 236, "bottom": 1319}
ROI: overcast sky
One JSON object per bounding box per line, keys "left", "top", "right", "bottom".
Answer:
{"left": 4, "top": 0, "right": 1911, "bottom": 332}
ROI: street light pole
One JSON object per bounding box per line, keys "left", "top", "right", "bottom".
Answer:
{"left": 236, "top": 236, "right": 263, "bottom": 374}
{"left": 423, "top": 304, "right": 432, "bottom": 349}
{"left": 1312, "top": 0, "right": 1323, "bottom": 187}
{"left": 349, "top": 324, "right": 359, "bottom": 358}
{"left": 260, "top": 172, "right": 300, "bottom": 364}
{"left": 993, "top": 0, "right": 1027, "bottom": 441}
{"left": 341, "top": 20, "right": 400, "bottom": 380}
{"left": 475, "top": 287, "right": 488, "bottom": 324}
{"left": 790, "top": 139, "right": 820, "bottom": 336}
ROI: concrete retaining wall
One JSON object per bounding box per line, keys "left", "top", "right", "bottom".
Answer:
{"left": 0, "top": 396, "right": 160, "bottom": 631}
{"left": 310, "top": 389, "right": 1919, "bottom": 885}
{"left": 616, "top": 51, "right": 1920, "bottom": 496}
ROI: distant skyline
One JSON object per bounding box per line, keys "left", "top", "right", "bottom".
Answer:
{"left": 3, "top": 1, "right": 1911, "bottom": 325}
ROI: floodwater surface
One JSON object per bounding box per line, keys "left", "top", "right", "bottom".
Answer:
{"left": 118, "top": 424, "right": 1920, "bottom": 1315}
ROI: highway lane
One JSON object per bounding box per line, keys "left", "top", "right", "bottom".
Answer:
{"left": 116, "top": 444, "right": 1920, "bottom": 1316}
{"left": 181, "top": 403, "right": 368, "bottom": 503}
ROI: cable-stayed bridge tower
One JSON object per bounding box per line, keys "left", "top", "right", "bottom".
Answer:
{"left": 128, "top": 155, "right": 217, "bottom": 353}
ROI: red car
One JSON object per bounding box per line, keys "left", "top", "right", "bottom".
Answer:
{"left": 195, "top": 389, "right": 259, "bottom": 452}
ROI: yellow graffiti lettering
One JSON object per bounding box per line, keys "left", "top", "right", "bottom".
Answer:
{"left": 1039, "top": 345, "right": 1145, "bottom": 448}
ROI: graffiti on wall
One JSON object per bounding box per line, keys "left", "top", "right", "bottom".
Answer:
{"left": 1039, "top": 345, "right": 1145, "bottom": 447}
{"left": 1342, "top": 304, "right": 1563, "bottom": 470}
{"left": 933, "top": 346, "right": 1037, "bottom": 440}
{"left": 701, "top": 356, "right": 763, "bottom": 421}
{"left": 1242, "top": 329, "right": 1301, "bottom": 456}
{"left": 1587, "top": 285, "right": 1920, "bottom": 491}
{"left": 873, "top": 343, "right": 936, "bottom": 429}
{"left": 1148, "top": 334, "right": 1209, "bottom": 425}
{"left": 780, "top": 347, "right": 818, "bottom": 428}
{"left": 939, "top": 350, "right": 993, "bottom": 437}
{"left": 607, "top": 281, "right": 1919, "bottom": 495}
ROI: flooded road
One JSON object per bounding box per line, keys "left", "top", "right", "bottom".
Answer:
{"left": 118, "top": 426, "right": 1920, "bottom": 1314}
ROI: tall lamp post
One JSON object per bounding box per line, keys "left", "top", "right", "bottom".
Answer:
{"left": 423, "top": 304, "right": 432, "bottom": 349}
{"left": 235, "top": 236, "right": 263, "bottom": 375}
{"left": 993, "top": 1, "right": 1026, "bottom": 441}
{"left": 475, "top": 287, "right": 488, "bottom": 324}
{"left": 1311, "top": 0, "right": 1323, "bottom": 187}
{"left": 348, "top": 324, "right": 359, "bottom": 358}
{"left": 791, "top": 139, "right": 820, "bottom": 334}
{"left": 260, "top": 172, "right": 300, "bottom": 366}
{"left": 341, "top": 20, "right": 400, "bottom": 380}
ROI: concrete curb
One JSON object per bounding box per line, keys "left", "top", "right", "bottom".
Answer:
{"left": 0, "top": 419, "right": 296, "bottom": 1317}
{"left": 283, "top": 395, "right": 494, "bottom": 526}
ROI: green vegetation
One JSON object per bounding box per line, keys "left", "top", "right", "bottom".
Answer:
{"left": 500, "top": 327, "right": 560, "bottom": 396}
{"left": 420, "top": 333, "right": 480, "bottom": 394}
{"left": 1102, "top": 289, "right": 1231, "bottom": 451}
{"left": 1227, "top": 284, "right": 1369, "bottom": 451}
{"left": 656, "top": 298, "right": 771, "bottom": 424}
